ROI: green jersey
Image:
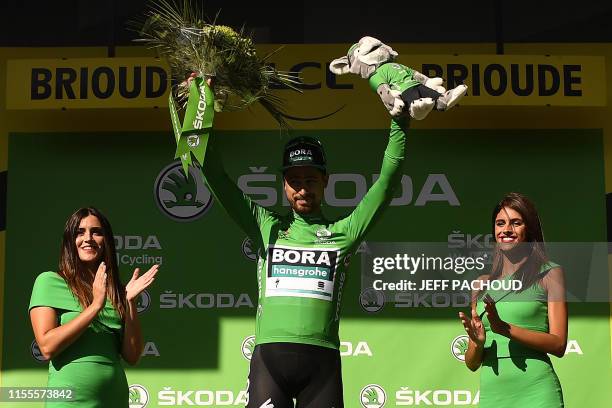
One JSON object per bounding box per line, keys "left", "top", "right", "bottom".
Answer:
{"left": 369, "top": 63, "right": 421, "bottom": 93}
{"left": 202, "top": 119, "right": 407, "bottom": 349}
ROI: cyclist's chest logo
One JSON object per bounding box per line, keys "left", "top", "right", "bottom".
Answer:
{"left": 315, "top": 227, "right": 337, "bottom": 244}
{"left": 265, "top": 244, "right": 340, "bottom": 301}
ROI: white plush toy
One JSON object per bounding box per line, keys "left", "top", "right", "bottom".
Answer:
{"left": 330, "top": 36, "right": 468, "bottom": 120}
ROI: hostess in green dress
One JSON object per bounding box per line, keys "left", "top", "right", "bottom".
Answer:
{"left": 476, "top": 263, "right": 564, "bottom": 408}
{"left": 29, "top": 271, "right": 128, "bottom": 407}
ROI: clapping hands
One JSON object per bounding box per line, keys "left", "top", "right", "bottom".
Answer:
{"left": 125, "top": 265, "right": 159, "bottom": 302}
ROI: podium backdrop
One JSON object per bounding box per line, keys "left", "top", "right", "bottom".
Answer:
{"left": 1, "top": 44, "right": 611, "bottom": 407}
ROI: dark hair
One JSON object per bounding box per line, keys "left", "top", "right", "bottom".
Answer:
{"left": 58, "top": 207, "right": 126, "bottom": 320}
{"left": 488, "top": 192, "right": 548, "bottom": 290}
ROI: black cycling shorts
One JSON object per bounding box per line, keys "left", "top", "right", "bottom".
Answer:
{"left": 401, "top": 84, "right": 443, "bottom": 109}
{"left": 246, "top": 342, "right": 344, "bottom": 408}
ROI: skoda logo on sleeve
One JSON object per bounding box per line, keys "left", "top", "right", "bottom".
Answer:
{"left": 154, "top": 161, "right": 213, "bottom": 222}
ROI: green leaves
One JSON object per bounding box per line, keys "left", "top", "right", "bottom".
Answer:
{"left": 138, "top": 0, "right": 302, "bottom": 129}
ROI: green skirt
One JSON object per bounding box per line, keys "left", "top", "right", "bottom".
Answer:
{"left": 46, "top": 360, "right": 128, "bottom": 407}
{"left": 480, "top": 355, "right": 563, "bottom": 408}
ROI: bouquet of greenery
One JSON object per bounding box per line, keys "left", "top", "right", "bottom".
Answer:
{"left": 137, "top": 0, "right": 303, "bottom": 127}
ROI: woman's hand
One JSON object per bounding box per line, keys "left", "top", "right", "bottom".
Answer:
{"left": 92, "top": 262, "right": 108, "bottom": 311}
{"left": 31, "top": 266, "right": 109, "bottom": 360}
{"left": 459, "top": 308, "right": 486, "bottom": 347}
{"left": 483, "top": 296, "right": 510, "bottom": 335}
{"left": 459, "top": 307, "right": 486, "bottom": 371}
{"left": 125, "top": 265, "right": 159, "bottom": 302}
{"left": 122, "top": 265, "right": 158, "bottom": 365}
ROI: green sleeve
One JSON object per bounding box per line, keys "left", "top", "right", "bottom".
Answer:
{"left": 401, "top": 64, "right": 415, "bottom": 80}
{"left": 201, "top": 134, "right": 274, "bottom": 246}
{"left": 368, "top": 63, "right": 417, "bottom": 92}
{"left": 29, "top": 272, "right": 122, "bottom": 333}
{"left": 368, "top": 65, "right": 390, "bottom": 92}
{"left": 29, "top": 272, "right": 80, "bottom": 312}
{"left": 340, "top": 117, "right": 408, "bottom": 242}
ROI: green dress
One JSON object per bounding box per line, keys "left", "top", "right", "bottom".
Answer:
{"left": 29, "top": 271, "right": 128, "bottom": 407}
{"left": 476, "top": 263, "right": 564, "bottom": 408}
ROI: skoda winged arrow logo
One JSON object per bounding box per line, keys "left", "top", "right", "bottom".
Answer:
{"left": 360, "top": 384, "right": 386, "bottom": 408}
{"left": 359, "top": 288, "right": 385, "bottom": 313}
{"left": 30, "top": 340, "right": 47, "bottom": 363}
{"left": 242, "top": 237, "right": 257, "bottom": 261}
{"left": 136, "top": 290, "right": 151, "bottom": 313}
{"left": 154, "top": 161, "right": 213, "bottom": 222}
{"left": 316, "top": 228, "right": 332, "bottom": 238}
{"left": 187, "top": 135, "right": 200, "bottom": 147}
{"left": 242, "top": 335, "right": 256, "bottom": 360}
{"left": 128, "top": 384, "right": 149, "bottom": 407}
{"left": 451, "top": 335, "right": 470, "bottom": 361}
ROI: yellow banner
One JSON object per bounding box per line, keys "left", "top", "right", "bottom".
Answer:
{"left": 5, "top": 51, "right": 606, "bottom": 110}
{"left": 6, "top": 57, "right": 170, "bottom": 109}
{"left": 399, "top": 55, "right": 606, "bottom": 106}
{"left": 264, "top": 46, "right": 607, "bottom": 107}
